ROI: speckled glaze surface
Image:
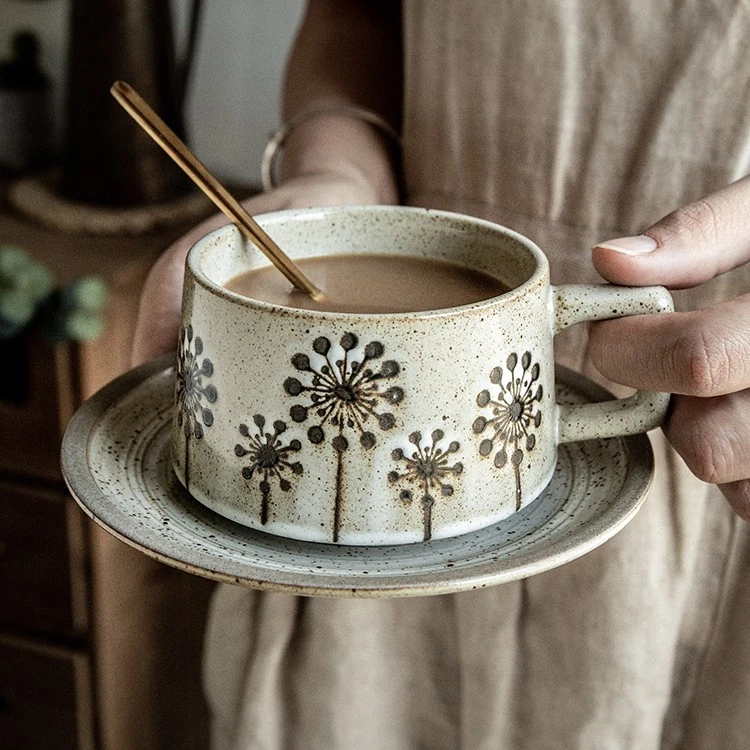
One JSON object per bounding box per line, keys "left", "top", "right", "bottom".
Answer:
{"left": 61, "top": 357, "right": 655, "bottom": 597}
{"left": 173, "top": 206, "right": 672, "bottom": 545}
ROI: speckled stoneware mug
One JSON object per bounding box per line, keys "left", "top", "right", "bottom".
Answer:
{"left": 172, "top": 206, "right": 673, "bottom": 545}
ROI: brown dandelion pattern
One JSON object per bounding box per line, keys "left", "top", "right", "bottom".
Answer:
{"left": 284, "top": 332, "right": 404, "bottom": 541}
{"left": 175, "top": 325, "right": 217, "bottom": 488}
{"left": 472, "top": 352, "right": 543, "bottom": 510}
{"left": 234, "top": 415, "right": 302, "bottom": 525}
{"left": 389, "top": 429, "right": 463, "bottom": 541}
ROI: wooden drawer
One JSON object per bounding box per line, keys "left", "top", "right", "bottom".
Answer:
{"left": 0, "top": 480, "right": 88, "bottom": 637}
{"left": 0, "top": 634, "right": 94, "bottom": 749}
{"left": 0, "top": 335, "right": 79, "bottom": 482}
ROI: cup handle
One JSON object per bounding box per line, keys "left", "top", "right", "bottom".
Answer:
{"left": 552, "top": 284, "right": 674, "bottom": 444}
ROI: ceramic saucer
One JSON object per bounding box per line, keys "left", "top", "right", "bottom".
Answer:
{"left": 61, "top": 355, "right": 654, "bottom": 598}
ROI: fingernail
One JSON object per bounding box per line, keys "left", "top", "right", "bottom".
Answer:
{"left": 594, "top": 234, "right": 658, "bottom": 255}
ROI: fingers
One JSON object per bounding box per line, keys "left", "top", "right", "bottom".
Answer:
{"left": 588, "top": 294, "right": 750, "bottom": 396}
{"left": 130, "top": 213, "right": 228, "bottom": 366}
{"left": 592, "top": 175, "right": 750, "bottom": 288}
{"left": 130, "top": 244, "right": 189, "bottom": 366}
{"left": 589, "top": 177, "right": 750, "bottom": 521}
{"left": 719, "top": 480, "right": 750, "bottom": 522}
{"left": 664, "top": 390, "right": 750, "bottom": 486}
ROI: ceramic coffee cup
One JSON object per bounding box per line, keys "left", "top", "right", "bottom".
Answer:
{"left": 172, "top": 206, "right": 673, "bottom": 545}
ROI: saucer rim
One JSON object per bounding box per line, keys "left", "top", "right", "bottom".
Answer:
{"left": 61, "top": 354, "right": 654, "bottom": 597}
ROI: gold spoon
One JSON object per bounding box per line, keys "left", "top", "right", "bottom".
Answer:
{"left": 110, "top": 80, "right": 324, "bottom": 302}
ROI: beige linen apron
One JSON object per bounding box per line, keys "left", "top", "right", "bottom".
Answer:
{"left": 204, "top": 2, "right": 750, "bottom": 748}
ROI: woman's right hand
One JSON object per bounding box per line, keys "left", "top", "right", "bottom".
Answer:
{"left": 131, "top": 171, "right": 389, "bottom": 366}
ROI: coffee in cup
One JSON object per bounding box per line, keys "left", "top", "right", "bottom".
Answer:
{"left": 224, "top": 254, "right": 511, "bottom": 313}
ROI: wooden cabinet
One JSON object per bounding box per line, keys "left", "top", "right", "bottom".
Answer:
{"left": 0, "top": 183, "right": 215, "bottom": 749}
{"left": 0, "top": 479, "right": 88, "bottom": 638}
{"left": 0, "top": 331, "right": 97, "bottom": 748}
{"left": 0, "top": 634, "right": 94, "bottom": 750}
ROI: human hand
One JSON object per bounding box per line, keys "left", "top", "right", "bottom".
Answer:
{"left": 590, "top": 176, "right": 750, "bottom": 519}
{"left": 131, "top": 172, "right": 388, "bottom": 366}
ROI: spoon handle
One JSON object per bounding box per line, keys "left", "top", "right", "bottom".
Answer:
{"left": 111, "top": 80, "right": 323, "bottom": 301}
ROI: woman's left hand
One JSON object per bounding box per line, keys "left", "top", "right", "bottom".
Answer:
{"left": 590, "top": 175, "right": 750, "bottom": 519}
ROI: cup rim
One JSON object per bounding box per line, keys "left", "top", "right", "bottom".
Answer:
{"left": 186, "top": 205, "right": 550, "bottom": 319}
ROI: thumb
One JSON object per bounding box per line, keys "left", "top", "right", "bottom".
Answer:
{"left": 592, "top": 176, "right": 750, "bottom": 289}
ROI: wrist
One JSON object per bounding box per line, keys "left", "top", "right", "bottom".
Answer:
{"left": 265, "top": 109, "right": 401, "bottom": 205}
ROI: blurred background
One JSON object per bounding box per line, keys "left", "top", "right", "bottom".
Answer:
{"left": 0, "top": 2, "right": 308, "bottom": 749}
{"left": 0, "top": 0, "right": 305, "bottom": 185}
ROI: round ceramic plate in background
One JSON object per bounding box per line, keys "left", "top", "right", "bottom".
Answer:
{"left": 61, "top": 355, "right": 654, "bottom": 598}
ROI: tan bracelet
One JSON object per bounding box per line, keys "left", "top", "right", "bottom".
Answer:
{"left": 260, "top": 105, "right": 402, "bottom": 191}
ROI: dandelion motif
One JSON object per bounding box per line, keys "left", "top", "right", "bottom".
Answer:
{"left": 283, "top": 332, "right": 404, "bottom": 541}
{"left": 472, "top": 352, "right": 543, "bottom": 510}
{"left": 234, "top": 415, "right": 303, "bottom": 525}
{"left": 389, "top": 429, "right": 463, "bottom": 541}
{"left": 175, "top": 325, "right": 217, "bottom": 488}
